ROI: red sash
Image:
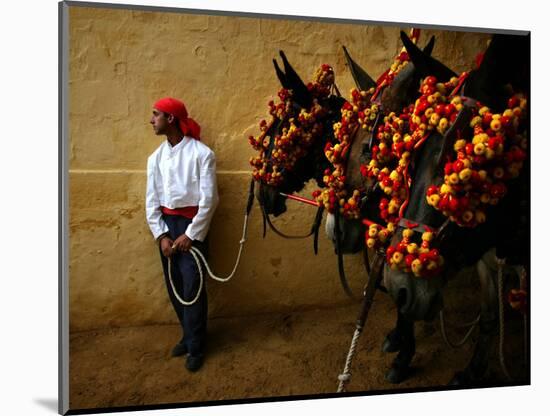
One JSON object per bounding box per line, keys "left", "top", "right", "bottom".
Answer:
{"left": 161, "top": 206, "right": 199, "bottom": 219}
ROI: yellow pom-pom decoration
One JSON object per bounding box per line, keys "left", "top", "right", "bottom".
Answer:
{"left": 378, "top": 229, "right": 390, "bottom": 243}
{"left": 407, "top": 243, "right": 418, "bottom": 254}
{"left": 454, "top": 139, "right": 467, "bottom": 151}
{"left": 411, "top": 259, "right": 423, "bottom": 276}
{"left": 368, "top": 226, "right": 378, "bottom": 238}
{"left": 422, "top": 232, "right": 434, "bottom": 242}
{"left": 402, "top": 229, "right": 414, "bottom": 239}
{"left": 459, "top": 168, "right": 472, "bottom": 182}
{"left": 427, "top": 194, "right": 440, "bottom": 206}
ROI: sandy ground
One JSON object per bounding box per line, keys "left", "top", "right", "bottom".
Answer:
{"left": 69, "top": 272, "right": 528, "bottom": 412}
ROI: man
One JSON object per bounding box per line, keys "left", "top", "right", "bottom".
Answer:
{"left": 146, "top": 97, "right": 219, "bottom": 372}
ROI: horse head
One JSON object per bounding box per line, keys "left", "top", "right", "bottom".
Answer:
{"left": 250, "top": 51, "right": 345, "bottom": 218}
{"left": 383, "top": 32, "right": 529, "bottom": 321}
{"left": 325, "top": 32, "right": 445, "bottom": 255}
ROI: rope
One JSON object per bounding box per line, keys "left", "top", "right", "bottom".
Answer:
{"left": 336, "top": 251, "right": 384, "bottom": 392}
{"left": 166, "top": 213, "right": 250, "bottom": 306}
{"left": 496, "top": 256, "right": 512, "bottom": 381}
{"left": 337, "top": 325, "right": 363, "bottom": 392}
{"left": 439, "top": 309, "right": 480, "bottom": 348}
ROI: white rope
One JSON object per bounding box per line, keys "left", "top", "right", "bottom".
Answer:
{"left": 190, "top": 213, "right": 249, "bottom": 283}
{"left": 439, "top": 309, "right": 480, "bottom": 348}
{"left": 167, "top": 250, "right": 204, "bottom": 306}
{"left": 337, "top": 326, "right": 362, "bottom": 393}
{"left": 496, "top": 256, "right": 512, "bottom": 381}
{"left": 167, "top": 213, "right": 250, "bottom": 306}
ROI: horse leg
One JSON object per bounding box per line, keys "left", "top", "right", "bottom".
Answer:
{"left": 382, "top": 308, "right": 406, "bottom": 353}
{"left": 449, "top": 253, "right": 498, "bottom": 385}
{"left": 381, "top": 276, "right": 413, "bottom": 353}
{"left": 385, "top": 310, "right": 416, "bottom": 384}
{"left": 381, "top": 326, "right": 402, "bottom": 353}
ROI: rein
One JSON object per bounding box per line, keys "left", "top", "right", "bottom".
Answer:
{"left": 257, "top": 185, "right": 320, "bottom": 240}
{"left": 261, "top": 204, "right": 316, "bottom": 240}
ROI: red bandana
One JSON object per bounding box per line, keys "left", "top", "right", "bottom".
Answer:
{"left": 153, "top": 97, "right": 201, "bottom": 140}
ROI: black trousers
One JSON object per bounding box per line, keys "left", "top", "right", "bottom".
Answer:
{"left": 159, "top": 214, "right": 208, "bottom": 356}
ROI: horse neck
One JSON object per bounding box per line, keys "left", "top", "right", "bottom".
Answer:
{"left": 344, "top": 127, "right": 371, "bottom": 191}
{"left": 402, "top": 134, "right": 447, "bottom": 228}
{"left": 463, "top": 36, "right": 528, "bottom": 111}
{"left": 462, "top": 69, "right": 509, "bottom": 112}
{"left": 380, "top": 64, "right": 419, "bottom": 114}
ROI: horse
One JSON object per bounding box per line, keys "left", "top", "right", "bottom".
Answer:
{"left": 249, "top": 50, "right": 345, "bottom": 250}
{"left": 322, "top": 32, "right": 441, "bottom": 296}
{"left": 322, "top": 30, "right": 528, "bottom": 386}
{"left": 375, "top": 31, "right": 529, "bottom": 385}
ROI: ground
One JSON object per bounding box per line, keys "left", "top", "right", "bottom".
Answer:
{"left": 69, "top": 271, "right": 528, "bottom": 412}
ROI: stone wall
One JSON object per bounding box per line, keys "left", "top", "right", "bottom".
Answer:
{"left": 68, "top": 5, "right": 490, "bottom": 331}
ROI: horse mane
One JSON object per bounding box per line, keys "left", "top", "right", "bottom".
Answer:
{"left": 463, "top": 33, "right": 530, "bottom": 112}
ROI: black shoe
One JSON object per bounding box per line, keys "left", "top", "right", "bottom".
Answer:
{"left": 185, "top": 354, "right": 204, "bottom": 372}
{"left": 171, "top": 342, "right": 188, "bottom": 357}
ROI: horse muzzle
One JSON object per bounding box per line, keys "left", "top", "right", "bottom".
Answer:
{"left": 325, "top": 213, "right": 363, "bottom": 254}
{"left": 256, "top": 182, "right": 287, "bottom": 217}
{"left": 383, "top": 265, "right": 444, "bottom": 321}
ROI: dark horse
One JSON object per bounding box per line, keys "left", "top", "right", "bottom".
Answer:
{"left": 325, "top": 34, "right": 439, "bottom": 255}
{"left": 378, "top": 32, "right": 529, "bottom": 385}
{"left": 251, "top": 51, "right": 345, "bottom": 250}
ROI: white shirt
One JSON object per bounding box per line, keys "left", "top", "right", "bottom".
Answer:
{"left": 146, "top": 136, "right": 219, "bottom": 242}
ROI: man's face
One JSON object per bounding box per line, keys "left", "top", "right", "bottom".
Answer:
{"left": 150, "top": 109, "right": 171, "bottom": 135}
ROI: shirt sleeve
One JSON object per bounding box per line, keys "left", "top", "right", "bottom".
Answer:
{"left": 185, "top": 150, "right": 219, "bottom": 242}
{"left": 145, "top": 154, "right": 169, "bottom": 240}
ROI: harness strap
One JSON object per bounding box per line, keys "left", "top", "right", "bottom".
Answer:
{"left": 262, "top": 206, "right": 316, "bottom": 239}
{"left": 313, "top": 205, "right": 325, "bottom": 255}
{"left": 258, "top": 184, "right": 317, "bottom": 240}
{"left": 334, "top": 208, "right": 357, "bottom": 300}
{"left": 397, "top": 217, "right": 431, "bottom": 234}
{"left": 450, "top": 71, "right": 470, "bottom": 97}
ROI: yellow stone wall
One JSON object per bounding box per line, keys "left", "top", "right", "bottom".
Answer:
{"left": 68, "top": 5, "right": 490, "bottom": 331}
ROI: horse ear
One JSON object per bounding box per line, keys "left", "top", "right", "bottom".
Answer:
{"left": 342, "top": 45, "right": 376, "bottom": 91}
{"left": 279, "top": 50, "right": 313, "bottom": 108}
{"left": 400, "top": 31, "right": 429, "bottom": 72}
{"left": 422, "top": 35, "right": 435, "bottom": 56}
{"left": 273, "top": 58, "right": 289, "bottom": 89}
{"left": 400, "top": 30, "right": 457, "bottom": 81}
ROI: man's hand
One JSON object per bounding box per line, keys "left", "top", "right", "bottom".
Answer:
{"left": 172, "top": 234, "right": 193, "bottom": 252}
{"left": 159, "top": 236, "right": 174, "bottom": 258}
